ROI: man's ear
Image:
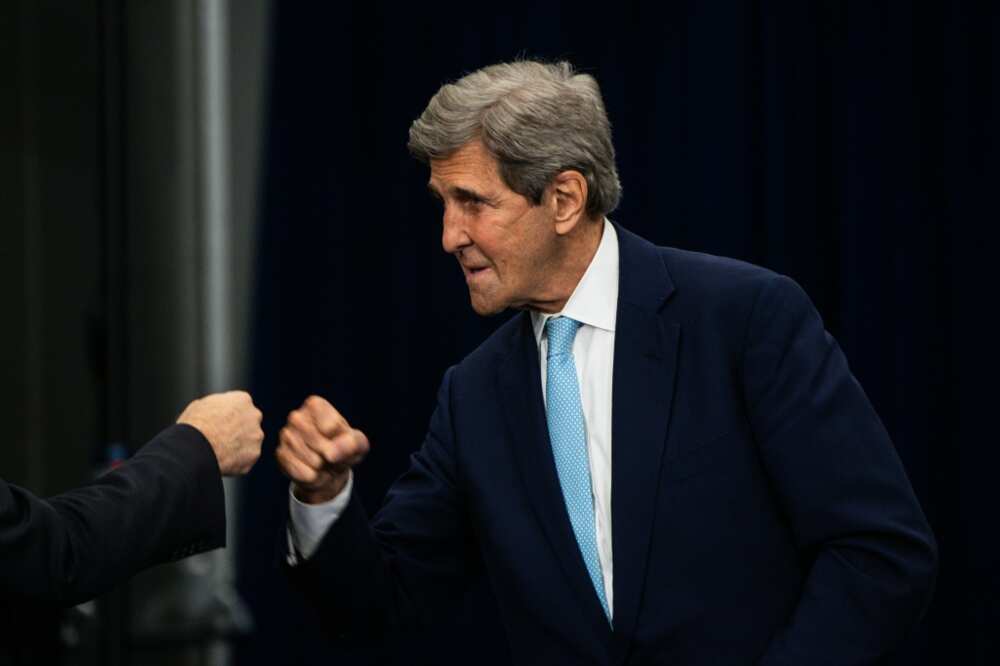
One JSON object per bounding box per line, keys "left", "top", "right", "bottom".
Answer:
{"left": 549, "top": 170, "right": 589, "bottom": 236}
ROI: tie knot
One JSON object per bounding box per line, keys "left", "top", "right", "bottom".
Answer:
{"left": 545, "top": 317, "right": 581, "bottom": 356}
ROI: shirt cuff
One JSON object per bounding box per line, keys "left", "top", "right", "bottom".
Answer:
{"left": 286, "top": 472, "right": 353, "bottom": 563}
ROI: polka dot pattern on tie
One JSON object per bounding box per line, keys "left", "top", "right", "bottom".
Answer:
{"left": 545, "top": 316, "right": 611, "bottom": 621}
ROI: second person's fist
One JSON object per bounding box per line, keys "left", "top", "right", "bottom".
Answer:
{"left": 177, "top": 390, "right": 264, "bottom": 476}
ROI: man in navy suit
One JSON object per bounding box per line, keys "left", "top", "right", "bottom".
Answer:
{"left": 276, "top": 60, "right": 937, "bottom": 664}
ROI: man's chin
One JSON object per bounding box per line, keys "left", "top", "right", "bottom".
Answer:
{"left": 468, "top": 294, "right": 505, "bottom": 317}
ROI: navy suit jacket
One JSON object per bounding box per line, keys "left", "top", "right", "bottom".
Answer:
{"left": 292, "top": 225, "right": 937, "bottom": 665}
{"left": 1, "top": 424, "right": 225, "bottom": 664}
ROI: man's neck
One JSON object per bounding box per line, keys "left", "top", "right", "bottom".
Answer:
{"left": 527, "top": 218, "right": 605, "bottom": 314}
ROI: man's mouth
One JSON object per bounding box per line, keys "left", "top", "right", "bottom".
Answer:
{"left": 463, "top": 265, "right": 491, "bottom": 282}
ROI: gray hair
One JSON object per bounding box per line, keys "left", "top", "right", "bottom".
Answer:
{"left": 408, "top": 60, "right": 621, "bottom": 218}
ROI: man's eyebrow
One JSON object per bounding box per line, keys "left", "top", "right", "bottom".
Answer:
{"left": 438, "top": 185, "right": 494, "bottom": 204}
{"left": 452, "top": 186, "right": 488, "bottom": 201}
{"left": 427, "top": 184, "right": 494, "bottom": 204}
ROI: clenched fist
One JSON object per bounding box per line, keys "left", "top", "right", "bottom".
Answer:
{"left": 275, "top": 396, "right": 370, "bottom": 504}
{"left": 177, "top": 391, "right": 264, "bottom": 475}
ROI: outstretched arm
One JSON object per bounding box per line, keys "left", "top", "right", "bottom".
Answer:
{"left": 1, "top": 390, "right": 263, "bottom": 606}
{"left": 1, "top": 425, "right": 221, "bottom": 605}
{"left": 280, "top": 368, "right": 475, "bottom": 636}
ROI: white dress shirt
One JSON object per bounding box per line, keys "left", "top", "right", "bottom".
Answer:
{"left": 288, "top": 220, "right": 620, "bottom": 616}
{"left": 529, "top": 219, "right": 618, "bottom": 615}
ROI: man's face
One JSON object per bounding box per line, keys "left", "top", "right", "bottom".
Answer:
{"left": 428, "top": 141, "right": 558, "bottom": 315}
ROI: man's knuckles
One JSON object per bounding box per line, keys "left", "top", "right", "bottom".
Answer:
{"left": 315, "top": 418, "right": 344, "bottom": 438}
{"left": 286, "top": 439, "right": 326, "bottom": 471}
{"left": 342, "top": 428, "right": 369, "bottom": 456}
{"left": 304, "top": 395, "right": 330, "bottom": 413}
{"left": 294, "top": 463, "right": 319, "bottom": 485}
{"left": 278, "top": 429, "right": 312, "bottom": 457}
{"left": 304, "top": 396, "right": 349, "bottom": 435}
{"left": 316, "top": 440, "right": 343, "bottom": 465}
{"left": 286, "top": 409, "right": 315, "bottom": 434}
{"left": 277, "top": 447, "right": 316, "bottom": 481}
{"left": 279, "top": 402, "right": 366, "bottom": 476}
{"left": 315, "top": 412, "right": 348, "bottom": 438}
{"left": 314, "top": 432, "right": 365, "bottom": 468}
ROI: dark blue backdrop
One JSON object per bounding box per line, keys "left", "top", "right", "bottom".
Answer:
{"left": 237, "top": 2, "right": 997, "bottom": 664}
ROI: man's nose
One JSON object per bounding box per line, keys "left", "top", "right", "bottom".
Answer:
{"left": 441, "top": 207, "right": 471, "bottom": 254}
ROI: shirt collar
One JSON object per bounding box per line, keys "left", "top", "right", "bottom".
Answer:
{"left": 531, "top": 219, "right": 620, "bottom": 346}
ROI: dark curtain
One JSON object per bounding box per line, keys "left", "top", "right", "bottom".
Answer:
{"left": 238, "top": 2, "right": 997, "bottom": 664}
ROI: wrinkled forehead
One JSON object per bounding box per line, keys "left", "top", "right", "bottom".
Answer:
{"left": 427, "top": 140, "right": 505, "bottom": 195}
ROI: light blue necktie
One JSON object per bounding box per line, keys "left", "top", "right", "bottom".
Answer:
{"left": 545, "top": 316, "right": 610, "bottom": 621}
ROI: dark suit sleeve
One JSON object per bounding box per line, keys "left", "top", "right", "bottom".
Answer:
{"left": 0, "top": 423, "right": 226, "bottom": 606}
{"left": 286, "top": 366, "right": 475, "bottom": 636}
{"left": 745, "top": 276, "right": 938, "bottom": 665}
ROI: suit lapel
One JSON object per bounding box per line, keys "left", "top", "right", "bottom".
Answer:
{"left": 495, "top": 225, "right": 680, "bottom": 657}
{"left": 609, "top": 225, "right": 680, "bottom": 656}
{"left": 497, "top": 314, "right": 614, "bottom": 643}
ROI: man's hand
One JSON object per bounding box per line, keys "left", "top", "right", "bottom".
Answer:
{"left": 275, "top": 396, "right": 370, "bottom": 504}
{"left": 177, "top": 391, "right": 264, "bottom": 476}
